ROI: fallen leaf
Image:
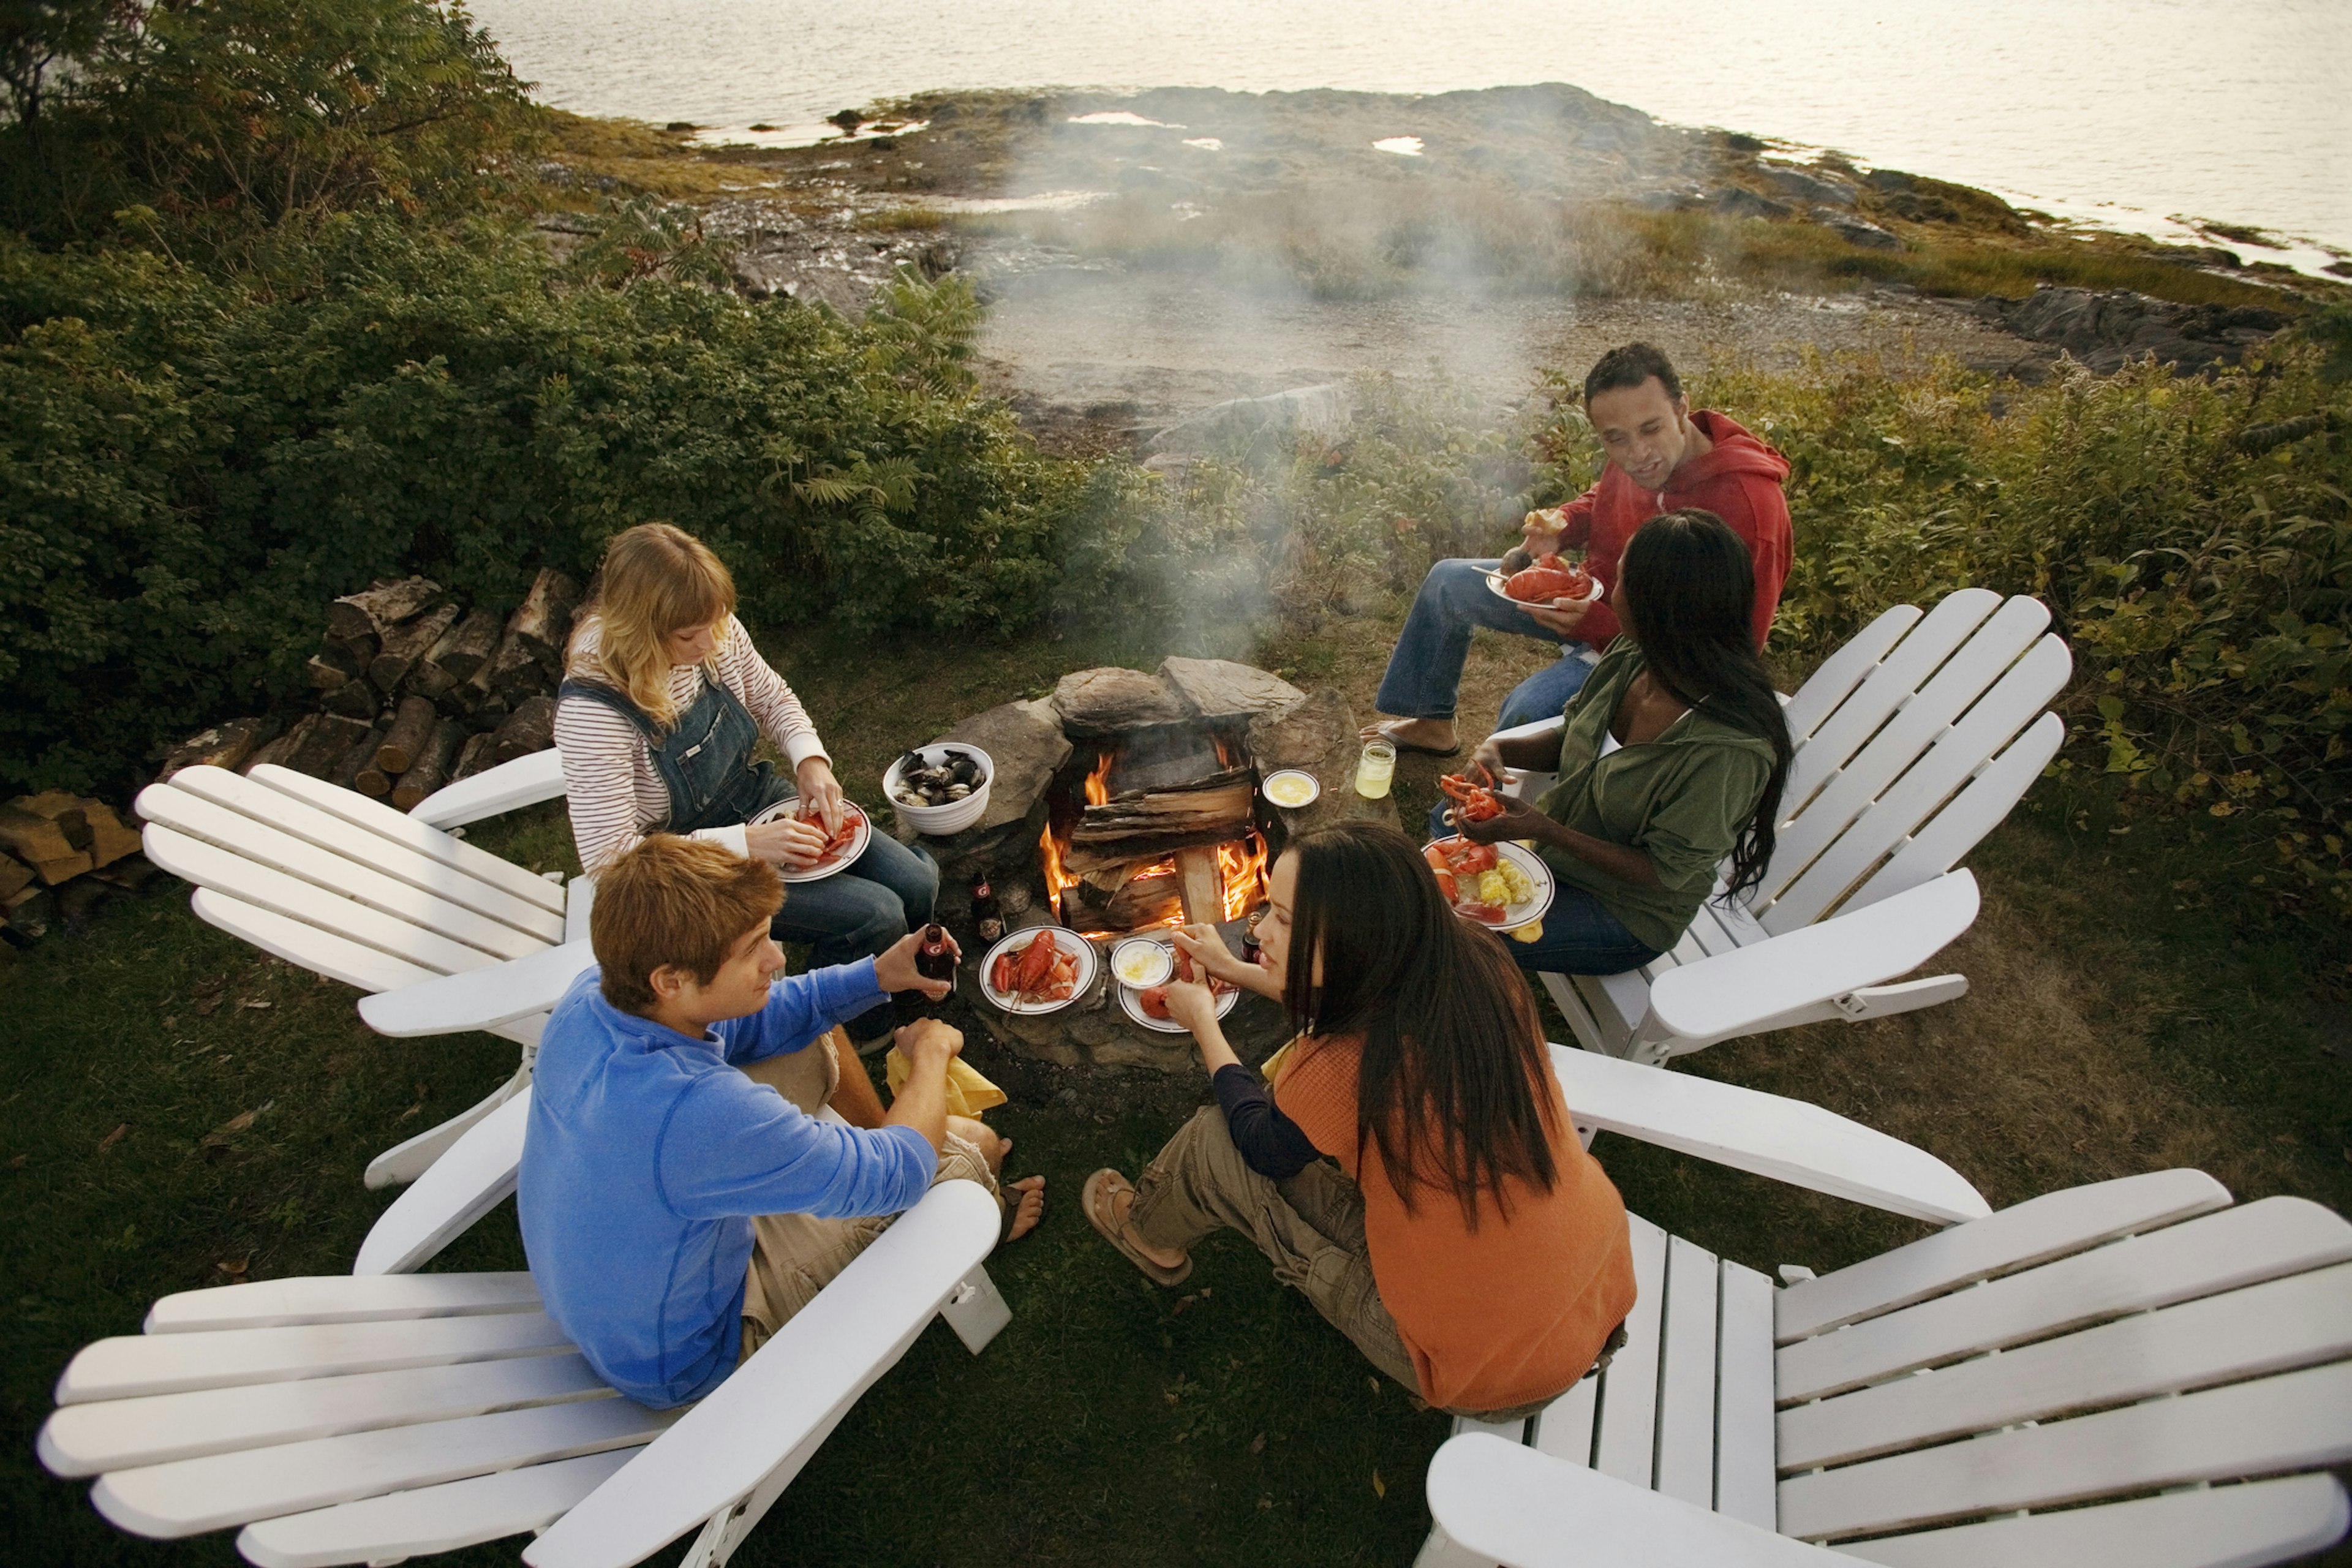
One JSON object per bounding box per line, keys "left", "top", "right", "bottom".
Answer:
{"left": 12, "top": 1153, "right": 30, "bottom": 1169}
{"left": 161, "top": 1016, "right": 177, "bottom": 1031}
{"left": 236, "top": 998, "right": 271, "bottom": 1010}
{"left": 97, "top": 1123, "right": 129, "bottom": 1154}
{"left": 1250, "top": 1432, "right": 1266, "bottom": 1454}
{"left": 398, "top": 1104, "right": 423, "bottom": 1120}
{"left": 1367, "top": 1376, "right": 1381, "bottom": 1395}
{"left": 216, "top": 1257, "right": 248, "bottom": 1277}
{"left": 192, "top": 993, "right": 225, "bottom": 1016}
{"left": 200, "top": 1102, "right": 273, "bottom": 1147}
{"left": 1372, "top": 1470, "right": 1385, "bottom": 1498}
{"left": 1172, "top": 1293, "right": 1197, "bottom": 1316}
{"left": 1198, "top": 1287, "right": 1211, "bottom": 1297}
{"left": 1257, "top": 1498, "right": 1273, "bottom": 1510}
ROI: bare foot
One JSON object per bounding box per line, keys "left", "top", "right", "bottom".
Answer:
{"left": 1107, "top": 1181, "right": 1186, "bottom": 1270}
{"left": 1003, "top": 1174, "right": 1046, "bottom": 1242}
{"left": 1358, "top": 716, "right": 1460, "bottom": 755}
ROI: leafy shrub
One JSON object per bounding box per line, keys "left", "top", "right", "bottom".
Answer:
{"left": 0, "top": 225, "right": 1084, "bottom": 793}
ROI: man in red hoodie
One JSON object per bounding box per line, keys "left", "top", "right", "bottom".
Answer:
{"left": 1363, "top": 342, "right": 1793, "bottom": 753}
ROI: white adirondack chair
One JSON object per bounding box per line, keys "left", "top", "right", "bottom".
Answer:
{"left": 38, "top": 1177, "right": 1016, "bottom": 1568}
{"left": 135, "top": 750, "right": 581, "bottom": 1188}
{"left": 1497, "top": 589, "right": 2072, "bottom": 1065}
{"left": 42, "top": 1045, "right": 1983, "bottom": 1568}
{"left": 1417, "top": 1158, "right": 2352, "bottom": 1568}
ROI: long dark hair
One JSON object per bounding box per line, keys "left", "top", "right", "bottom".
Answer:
{"left": 1615, "top": 508, "right": 1793, "bottom": 900}
{"left": 1280, "top": 821, "right": 1561, "bottom": 1226}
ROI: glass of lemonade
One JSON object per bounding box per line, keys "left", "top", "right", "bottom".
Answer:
{"left": 1354, "top": 738, "right": 1397, "bottom": 799}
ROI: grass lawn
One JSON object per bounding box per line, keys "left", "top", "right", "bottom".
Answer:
{"left": 6, "top": 606, "right": 2349, "bottom": 1567}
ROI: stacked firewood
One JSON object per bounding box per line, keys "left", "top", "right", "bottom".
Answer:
{"left": 178, "top": 568, "right": 584, "bottom": 805}
{"left": 0, "top": 793, "right": 154, "bottom": 949}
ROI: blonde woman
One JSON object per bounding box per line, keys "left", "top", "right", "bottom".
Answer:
{"left": 554, "top": 523, "right": 940, "bottom": 1049}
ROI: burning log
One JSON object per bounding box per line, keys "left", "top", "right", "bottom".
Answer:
{"left": 1063, "top": 779, "right": 1254, "bottom": 872}
{"left": 1176, "top": 846, "right": 1224, "bottom": 926}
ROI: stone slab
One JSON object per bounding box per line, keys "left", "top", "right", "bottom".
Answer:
{"left": 967, "top": 914, "right": 1291, "bottom": 1071}
{"left": 1053, "top": 666, "right": 1191, "bottom": 736}
{"left": 1246, "top": 686, "right": 1400, "bottom": 840}
{"left": 1159, "top": 657, "right": 1306, "bottom": 721}
{"left": 936, "top": 697, "right": 1071, "bottom": 834}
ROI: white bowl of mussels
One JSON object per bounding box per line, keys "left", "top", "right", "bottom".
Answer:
{"left": 884, "top": 743, "right": 995, "bottom": 836}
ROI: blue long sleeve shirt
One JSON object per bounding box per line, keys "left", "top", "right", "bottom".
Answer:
{"left": 518, "top": 962, "right": 936, "bottom": 1407}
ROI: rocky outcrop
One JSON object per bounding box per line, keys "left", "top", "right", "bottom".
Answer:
{"left": 1763, "top": 166, "right": 1856, "bottom": 208}
{"left": 1158, "top": 657, "right": 1304, "bottom": 720}
{"left": 1814, "top": 207, "right": 1902, "bottom": 251}
{"left": 1052, "top": 667, "right": 1194, "bottom": 735}
{"left": 1973, "top": 286, "right": 2291, "bottom": 375}
{"left": 1144, "top": 383, "right": 1353, "bottom": 460}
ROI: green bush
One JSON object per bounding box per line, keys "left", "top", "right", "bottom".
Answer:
{"left": 0, "top": 225, "right": 1084, "bottom": 793}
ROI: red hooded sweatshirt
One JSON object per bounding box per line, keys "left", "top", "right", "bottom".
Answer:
{"left": 1550, "top": 410, "right": 1793, "bottom": 650}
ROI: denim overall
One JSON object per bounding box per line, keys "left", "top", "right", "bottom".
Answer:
{"left": 558, "top": 673, "right": 940, "bottom": 1042}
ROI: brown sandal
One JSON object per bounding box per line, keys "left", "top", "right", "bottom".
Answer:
{"left": 1084, "top": 1169, "right": 1192, "bottom": 1287}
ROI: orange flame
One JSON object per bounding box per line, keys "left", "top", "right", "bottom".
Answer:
{"left": 1084, "top": 750, "right": 1113, "bottom": 807}
{"left": 1216, "top": 831, "right": 1272, "bottom": 922}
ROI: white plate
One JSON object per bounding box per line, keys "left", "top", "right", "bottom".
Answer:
{"left": 1115, "top": 941, "right": 1245, "bottom": 1034}
{"left": 1259, "top": 768, "right": 1322, "bottom": 809}
{"left": 1424, "top": 836, "right": 1555, "bottom": 930}
{"left": 1485, "top": 563, "right": 1603, "bottom": 606}
{"left": 1109, "top": 937, "right": 1174, "bottom": 989}
{"left": 978, "top": 926, "right": 1098, "bottom": 1015}
{"left": 749, "top": 795, "right": 872, "bottom": 883}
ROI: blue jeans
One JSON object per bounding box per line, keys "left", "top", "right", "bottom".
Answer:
{"left": 1507, "top": 884, "right": 1661, "bottom": 977}
{"left": 773, "top": 831, "right": 940, "bottom": 1038}
{"left": 1376, "top": 557, "right": 1597, "bottom": 728}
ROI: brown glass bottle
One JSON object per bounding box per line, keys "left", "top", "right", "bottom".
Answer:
{"left": 970, "top": 875, "right": 1004, "bottom": 943}
{"left": 916, "top": 922, "right": 957, "bottom": 997}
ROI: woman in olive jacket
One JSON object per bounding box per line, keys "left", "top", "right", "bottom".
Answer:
{"left": 1460, "top": 508, "right": 1793, "bottom": 975}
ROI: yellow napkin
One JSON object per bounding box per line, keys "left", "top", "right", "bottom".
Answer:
{"left": 884, "top": 1047, "right": 1008, "bottom": 1118}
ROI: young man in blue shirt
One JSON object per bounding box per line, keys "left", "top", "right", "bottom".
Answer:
{"left": 519, "top": 834, "right": 1044, "bottom": 1408}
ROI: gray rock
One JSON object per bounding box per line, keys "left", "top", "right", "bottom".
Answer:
{"left": 1159, "top": 657, "right": 1305, "bottom": 720}
{"left": 1711, "top": 187, "right": 1793, "bottom": 221}
{"left": 1974, "top": 286, "right": 2291, "bottom": 375}
{"left": 1813, "top": 208, "right": 1903, "bottom": 251}
{"left": 1145, "top": 383, "right": 1352, "bottom": 459}
{"left": 1246, "top": 687, "right": 1400, "bottom": 839}
{"left": 1765, "top": 167, "right": 1856, "bottom": 208}
{"left": 1053, "top": 667, "right": 1192, "bottom": 735}
{"left": 937, "top": 698, "right": 1071, "bottom": 833}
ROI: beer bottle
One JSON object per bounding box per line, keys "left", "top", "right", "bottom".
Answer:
{"left": 970, "top": 874, "right": 1004, "bottom": 943}
{"left": 916, "top": 922, "right": 957, "bottom": 998}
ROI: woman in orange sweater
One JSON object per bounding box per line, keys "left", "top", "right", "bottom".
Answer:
{"left": 1084, "top": 821, "right": 1637, "bottom": 1419}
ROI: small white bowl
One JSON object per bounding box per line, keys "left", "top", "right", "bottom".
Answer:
{"left": 1110, "top": 938, "right": 1174, "bottom": 989}
{"left": 1260, "top": 768, "right": 1322, "bottom": 809}
{"left": 884, "top": 743, "right": 994, "bottom": 836}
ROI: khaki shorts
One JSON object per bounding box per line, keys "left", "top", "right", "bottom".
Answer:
{"left": 734, "top": 1033, "right": 998, "bottom": 1361}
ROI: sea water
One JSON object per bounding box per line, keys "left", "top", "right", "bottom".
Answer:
{"left": 470, "top": 0, "right": 2349, "bottom": 258}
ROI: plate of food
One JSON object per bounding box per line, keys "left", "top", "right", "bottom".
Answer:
{"left": 748, "top": 795, "right": 870, "bottom": 883}
{"left": 1115, "top": 940, "right": 1243, "bottom": 1034}
{"left": 1422, "top": 835, "right": 1553, "bottom": 930}
{"left": 1485, "top": 557, "right": 1602, "bottom": 606}
{"left": 979, "top": 925, "right": 1096, "bottom": 1014}
{"left": 1260, "top": 768, "right": 1322, "bottom": 809}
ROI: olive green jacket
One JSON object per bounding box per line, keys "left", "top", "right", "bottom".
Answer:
{"left": 1532, "top": 641, "right": 1779, "bottom": 955}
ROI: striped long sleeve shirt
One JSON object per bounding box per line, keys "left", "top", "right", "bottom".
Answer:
{"left": 554, "top": 615, "right": 830, "bottom": 873}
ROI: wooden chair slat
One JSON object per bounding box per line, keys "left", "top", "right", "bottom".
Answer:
{"left": 1776, "top": 1360, "right": 2352, "bottom": 1540}
{"left": 137, "top": 789, "right": 544, "bottom": 962}
{"left": 91, "top": 1396, "right": 677, "bottom": 1539}
{"left": 186, "top": 889, "right": 442, "bottom": 997}
{"left": 1530, "top": 1376, "right": 1596, "bottom": 1466}
{"left": 236, "top": 1448, "right": 639, "bottom": 1568}
{"left": 1779, "top": 1261, "right": 2352, "bottom": 1472}
{"left": 1593, "top": 1216, "right": 1670, "bottom": 1487}
{"left": 1779, "top": 605, "right": 1922, "bottom": 748}
{"left": 1714, "top": 1262, "right": 1777, "bottom": 1531}
{"left": 1777, "top": 1197, "right": 2352, "bottom": 1403}
{"left": 41, "top": 1353, "right": 609, "bottom": 1476}
{"left": 1836, "top": 1472, "right": 2352, "bottom": 1568}
{"left": 146, "top": 827, "right": 494, "bottom": 977}
{"left": 56, "top": 1314, "right": 575, "bottom": 1404}
{"left": 146, "top": 1272, "right": 540, "bottom": 1333}
{"left": 248, "top": 763, "right": 567, "bottom": 914}
{"left": 1774, "top": 590, "right": 2002, "bottom": 834}
{"left": 1843, "top": 712, "right": 2064, "bottom": 916}
{"left": 1776, "top": 1169, "right": 2231, "bottom": 1342}
{"left": 1655, "top": 1235, "right": 1721, "bottom": 1509}
{"left": 175, "top": 768, "right": 564, "bottom": 942}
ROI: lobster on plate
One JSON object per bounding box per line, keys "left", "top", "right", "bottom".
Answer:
{"left": 1503, "top": 559, "right": 1594, "bottom": 604}
{"left": 1423, "top": 837, "right": 1506, "bottom": 922}
{"left": 989, "top": 930, "right": 1079, "bottom": 1004}
{"left": 1139, "top": 949, "right": 1235, "bottom": 1020}
{"left": 796, "top": 800, "right": 863, "bottom": 862}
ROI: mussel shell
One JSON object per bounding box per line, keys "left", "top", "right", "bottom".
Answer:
{"left": 944, "top": 782, "right": 971, "bottom": 799}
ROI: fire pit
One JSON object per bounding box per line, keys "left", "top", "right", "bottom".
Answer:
{"left": 888, "top": 657, "right": 1398, "bottom": 1069}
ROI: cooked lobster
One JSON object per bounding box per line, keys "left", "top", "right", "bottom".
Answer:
{"left": 1140, "top": 949, "right": 1232, "bottom": 1020}
{"left": 1425, "top": 837, "right": 1506, "bottom": 922}
{"left": 1504, "top": 559, "right": 1594, "bottom": 604}
{"left": 1438, "top": 771, "right": 1506, "bottom": 824}
{"left": 989, "top": 930, "right": 1079, "bottom": 1003}
{"left": 796, "top": 800, "right": 862, "bottom": 861}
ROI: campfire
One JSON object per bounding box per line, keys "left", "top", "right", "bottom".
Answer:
{"left": 1039, "top": 723, "right": 1272, "bottom": 937}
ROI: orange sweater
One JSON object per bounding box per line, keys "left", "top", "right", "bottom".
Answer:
{"left": 1275, "top": 1036, "right": 1637, "bottom": 1412}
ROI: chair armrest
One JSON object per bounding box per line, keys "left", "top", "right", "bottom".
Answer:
{"left": 358, "top": 940, "right": 594, "bottom": 1038}
{"left": 1427, "top": 1434, "right": 1845, "bottom": 1566}
{"left": 1646, "top": 873, "right": 1980, "bottom": 1050}
{"left": 353, "top": 1092, "right": 530, "bottom": 1275}
{"left": 409, "top": 748, "right": 567, "bottom": 829}
{"left": 1487, "top": 715, "right": 1566, "bottom": 746}
{"left": 523, "top": 1180, "right": 1001, "bottom": 1568}
{"left": 1550, "top": 1046, "right": 1988, "bottom": 1224}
